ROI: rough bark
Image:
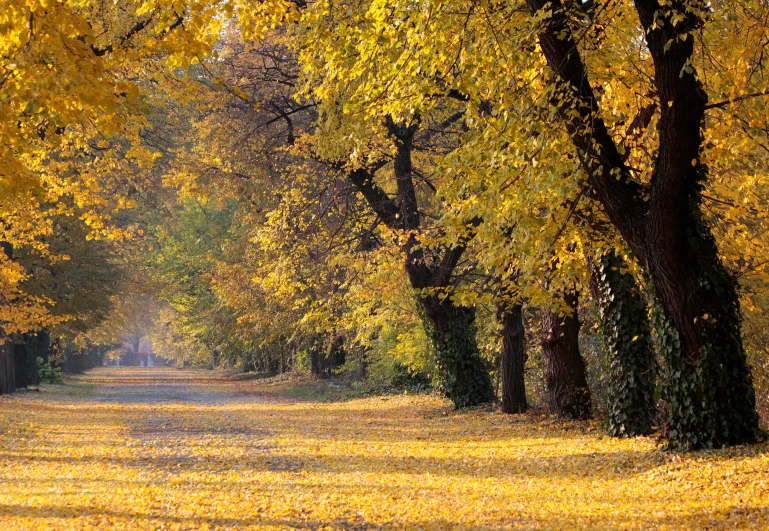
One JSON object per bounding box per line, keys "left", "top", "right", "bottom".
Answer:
{"left": 525, "top": 0, "right": 758, "bottom": 447}
{"left": 499, "top": 303, "right": 528, "bottom": 414}
{"left": 589, "top": 250, "right": 657, "bottom": 436}
{"left": 540, "top": 293, "right": 591, "bottom": 419}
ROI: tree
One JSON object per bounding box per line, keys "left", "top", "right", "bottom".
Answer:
{"left": 524, "top": 0, "right": 758, "bottom": 448}
{"left": 312, "top": 0, "right": 766, "bottom": 447}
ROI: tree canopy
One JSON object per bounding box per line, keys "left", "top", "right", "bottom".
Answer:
{"left": 2, "top": 0, "right": 769, "bottom": 449}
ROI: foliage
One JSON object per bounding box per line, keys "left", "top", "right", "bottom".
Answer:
{"left": 592, "top": 250, "right": 657, "bottom": 437}
{"left": 36, "top": 357, "right": 62, "bottom": 385}
{"left": 1, "top": 0, "right": 769, "bottom": 447}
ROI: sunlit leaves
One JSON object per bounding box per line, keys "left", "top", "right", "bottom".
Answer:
{"left": 2, "top": 372, "right": 769, "bottom": 529}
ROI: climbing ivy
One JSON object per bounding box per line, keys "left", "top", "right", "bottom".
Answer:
{"left": 651, "top": 166, "right": 759, "bottom": 450}
{"left": 419, "top": 303, "right": 495, "bottom": 409}
{"left": 592, "top": 250, "right": 657, "bottom": 437}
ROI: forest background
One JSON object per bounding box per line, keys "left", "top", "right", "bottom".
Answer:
{"left": 2, "top": 0, "right": 769, "bottom": 450}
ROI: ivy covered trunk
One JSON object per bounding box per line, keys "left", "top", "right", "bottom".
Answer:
{"left": 499, "top": 303, "right": 528, "bottom": 413}
{"left": 540, "top": 293, "right": 591, "bottom": 419}
{"left": 648, "top": 212, "right": 758, "bottom": 449}
{"left": 589, "top": 250, "right": 656, "bottom": 436}
{"left": 420, "top": 296, "right": 494, "bottom": 408}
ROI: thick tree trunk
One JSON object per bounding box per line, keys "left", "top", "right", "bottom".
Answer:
{"left": 0, "top": 336, "right": 16, "bottom": 395}
{"left": 420, "top": 296, "right": 494, "bottom": 408}
{"left": 499, "top": 303, "right": 528, "bottom": 414}
{"left": 525, "top": 0, "right": 758, "bottom": 447}
{"left": 589, "top": 250, "right": 657, "bottom": 436}
{"left": 540, "top": 293, "right": 591, "bottom": 419}
{"left": 647, "top": 219, "right": 758, "bottom": 448}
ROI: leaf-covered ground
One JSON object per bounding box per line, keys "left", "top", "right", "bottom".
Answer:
{"left": 0, "top": 368, "right": 767, "bottom": 530}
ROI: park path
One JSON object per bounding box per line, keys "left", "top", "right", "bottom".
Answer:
{"left": 1, "top": 368, "right": 769, "bottom": 530}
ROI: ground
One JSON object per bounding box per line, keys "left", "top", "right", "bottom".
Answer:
{"left": 0, "top": 368, "right": 768, "bottom": 530}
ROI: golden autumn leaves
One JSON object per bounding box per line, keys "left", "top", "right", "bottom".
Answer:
{"left": 2, "top": 369, "right": 769, "bottom": 530}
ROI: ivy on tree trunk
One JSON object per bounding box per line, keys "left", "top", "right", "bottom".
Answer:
{"left": 344, "top": 118, "right": 495, "bottom": 409}
{"left": 589, "top": 250, "right": 657, "bottom": 437}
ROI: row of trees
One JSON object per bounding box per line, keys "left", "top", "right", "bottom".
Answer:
{"left": 2, "top": 0, "right": 768, "bottom": 449}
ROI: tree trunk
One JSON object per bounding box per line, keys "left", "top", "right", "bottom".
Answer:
{"left": 420, "top": 296, "right": 494, "bottom": 408}
{"left": 310, "top": 336, "right": 324, "bottom": 377}
{"left": 540, "top": 292, "right": 591, "bottom": 419}
{"left": 589, "top": 250, "right": 656, "bottom": 436}
{"left": 22, "top": 332, "right": 47, "bottom": 386}
{"left": 0, "top": 336, "right": 16, "bottom": 395}
{"left": 647, "top": 221, "right": 758, "bottom": 448}
{"left": 14, "top": 343, "right": 28, "bottom": 389}
{"left": 310, "top": 347, "right": 321, "bottom": 376}
{"left": 499, "top": 303, "right": 528, "bottom": 414}
{"left": 347, "top": 119, "right": 493, "bottom": 408}
{"left": 326, "top": 334, "right": 346, "bottom": 375}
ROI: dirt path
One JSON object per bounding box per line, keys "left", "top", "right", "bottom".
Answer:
{"left": 1, "top": 368, "right": 768, "bottom": 530}
{"left": 88, "top": 368, "right": 249, "bottom": 406}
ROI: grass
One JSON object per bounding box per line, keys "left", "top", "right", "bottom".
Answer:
{"left": 39, "top": 379, "right": 97, "bottom": 397}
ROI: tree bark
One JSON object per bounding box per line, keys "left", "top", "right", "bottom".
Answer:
{"left": 525, "top": 0, "right": 758, "bottom": 447}
{"left": 0, "top": 335, "right": 16, "bottom": 395}
{"left": 22, "top": 332, "right": 47, "bottom": 386}
{"left": 589, "top": 250, "right": 657, "bottom": 436}
{"left": 499, "top": 303, "right": 528, "bottom": 414}
{"left": 540, "top": 292, "right": 591, "bottom": 419}
{"left": 14, "top": 343, "right": 28, "bottom": 389}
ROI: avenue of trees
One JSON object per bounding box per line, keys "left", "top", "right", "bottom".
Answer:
{"left": 2, "top": 0, "right": 769, "bottom": 449}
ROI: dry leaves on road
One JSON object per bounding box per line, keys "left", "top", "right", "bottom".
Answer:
{"left": 0, "top": 369, "right": 768, "bottom": 530}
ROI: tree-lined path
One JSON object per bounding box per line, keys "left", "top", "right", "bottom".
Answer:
{"left": 1, "top": 369, "right": 768, "bottom": 530}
